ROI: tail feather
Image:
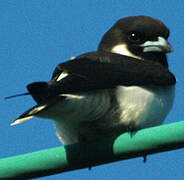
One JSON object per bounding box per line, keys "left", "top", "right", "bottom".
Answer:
{"left": 10, "top": 116, "right": 34, "bottom": 126}
{"left": 11, "top": 104, "right": 47, "bottom": 126}
{"left": 10, "top": 82, "right": 64, "bottom": 126}
{"left": 5, "top": 92, "right": 30, "bottom": 99}
{"left": 27, "top": 82, "right": 51, "bottom": 104}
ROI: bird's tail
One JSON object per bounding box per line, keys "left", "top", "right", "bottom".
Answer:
{"left": 10, "top": 104, "right": 47, "bottom": 126}
{"left": 5, "top": 92, "right": 30, "bottom": 99}
{"left": 27, "top": 82, "right": 54, "bottom": 104}
{"left": 6, "top": 81, "right": 55, "bottom": 104}
{"left": 8, "top": 81, "right": 58, "bottom": 125}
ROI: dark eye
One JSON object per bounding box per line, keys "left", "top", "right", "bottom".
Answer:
{"left": 128, "top": 31, "right": 145, "bottom": 42}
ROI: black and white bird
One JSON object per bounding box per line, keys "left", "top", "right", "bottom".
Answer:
{"left": 9, "top": 16, "right": 176, "bottom": 145}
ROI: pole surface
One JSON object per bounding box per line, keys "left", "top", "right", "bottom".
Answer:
{"left": 1, "top": 121, "right": 184, "bottom": 179}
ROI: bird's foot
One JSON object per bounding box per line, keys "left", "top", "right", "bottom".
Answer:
{"left": 143, "top": 155, "right": 147, "bottom": 163}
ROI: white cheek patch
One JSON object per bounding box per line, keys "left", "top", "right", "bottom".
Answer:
{"left": 111, "top": 44, "right": 141, "bottom": 60}
{"left": 56, "top": 72, "right": 68, "bottom": 82}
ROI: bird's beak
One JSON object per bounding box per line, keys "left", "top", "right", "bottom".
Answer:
{"left": 140, "top": 36, "right": 173, "bottom": 53}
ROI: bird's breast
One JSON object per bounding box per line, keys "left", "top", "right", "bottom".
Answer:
{"left": 116, "top": 85, "right": 175, "bottom": 129}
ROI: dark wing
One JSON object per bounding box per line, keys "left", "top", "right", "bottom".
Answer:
{"left": 27, "top": 51, "right": 176, "bottom": 104}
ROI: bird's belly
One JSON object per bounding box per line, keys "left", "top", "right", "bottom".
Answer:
{"left": 116, "top": 85, "right": 175, "bottom": 129}
{"left": 42, "top": 90, "right": 112, "bottom": 144}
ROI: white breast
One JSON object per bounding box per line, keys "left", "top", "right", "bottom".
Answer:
{"left": 116, "top": 85, "right": 175, "bottom": 128}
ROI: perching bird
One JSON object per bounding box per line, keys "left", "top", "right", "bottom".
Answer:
{"left": 9, "top": 16, "right": 176, "bottom": 145}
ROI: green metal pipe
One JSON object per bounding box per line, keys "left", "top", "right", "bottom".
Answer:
{"left": 1, "top": 121, "right": 184, "bottom": 179}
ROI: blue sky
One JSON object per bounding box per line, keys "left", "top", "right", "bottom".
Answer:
{"left": 1, "top": 1, "right": 184, "bottom": 179}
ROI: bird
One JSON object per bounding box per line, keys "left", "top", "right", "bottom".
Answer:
{"left": 8, "top": 16, "right": 176, "bottom": 145}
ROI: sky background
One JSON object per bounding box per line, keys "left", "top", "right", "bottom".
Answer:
{"left": 1, "top": 1, "right": 184, "bottom": 179}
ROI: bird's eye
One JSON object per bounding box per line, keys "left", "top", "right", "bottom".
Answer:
{"left": 128, "top": 31, "right": 145, "bottom": 43}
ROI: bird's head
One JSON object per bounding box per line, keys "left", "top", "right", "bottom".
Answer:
{"left": 98, "top": 16, "right": 173, "bottom": 67}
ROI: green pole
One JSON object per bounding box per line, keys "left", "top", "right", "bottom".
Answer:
{"left": 1, "top": 121, "right": 184, "bottom": 179}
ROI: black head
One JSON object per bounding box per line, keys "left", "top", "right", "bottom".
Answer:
{"left": 98, "top": 16, "right": 173, "bottom": 67}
